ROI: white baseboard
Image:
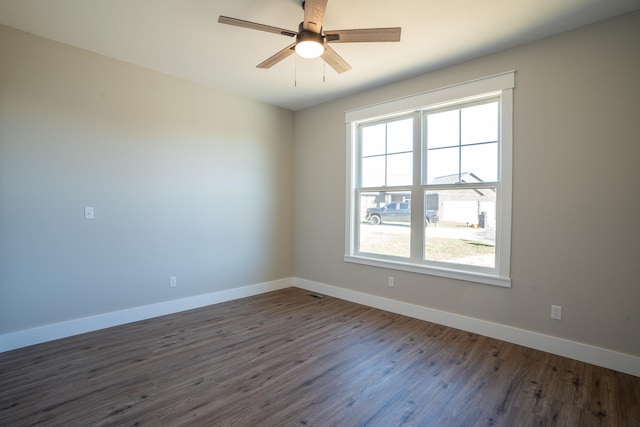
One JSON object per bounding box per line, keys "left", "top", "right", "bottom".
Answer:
{"left": 0, "top": 278, "right": 292, "bottom": 353}
{"left": 294, "top": 277, "right": 640, "bottom": 377}
{"left": 3, "top": 276, "right": 638, "bottom": 377}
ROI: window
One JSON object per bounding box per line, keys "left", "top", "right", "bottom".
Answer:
{"left": 345, "top": 72, "right": 514, "bottom": 287}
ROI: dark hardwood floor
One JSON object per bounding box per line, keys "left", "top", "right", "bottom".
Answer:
{"left": 1, "top": 287, "right": 638, "bottom": 426}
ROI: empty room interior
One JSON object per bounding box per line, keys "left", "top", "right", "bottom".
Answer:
{"left": 1, "top": 1, "right": 639, "bottom": 425}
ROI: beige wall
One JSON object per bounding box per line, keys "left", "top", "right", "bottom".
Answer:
{"left": 293, "top": 11, "right": 640, "bottom": 357}
{"left": 0, "top": 25, "right": 294, "bottom": 333}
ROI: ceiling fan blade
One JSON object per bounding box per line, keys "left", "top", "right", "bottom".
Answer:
{"left": 257, "top": 43, "right": 297, "bottom": 69}
{"left": 322, "top": 45, "right": 351, "bottom": 74}
{"left": 325, "top": 27, "right": 401, "bottom": 43}
{"left": 218, "top": 16, "right": 297, "bottom": 37}
{"left": 303, "top": 0, "right": 328, "bottom": 33}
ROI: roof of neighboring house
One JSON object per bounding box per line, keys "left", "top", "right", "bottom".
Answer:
{"left": 430, "top": 172, "right": 484, "bottom": 185}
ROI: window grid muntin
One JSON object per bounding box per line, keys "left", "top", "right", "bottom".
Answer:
{"left": 358, "top": 115, "right": 414, "bottom": 189}
{"left": 424, "top": 98, "right": 499, "bottom": 186}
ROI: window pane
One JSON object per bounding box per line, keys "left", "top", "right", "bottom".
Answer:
{"left": 387, "top": 118, "right": 413, "bottom": 153}
{"left": 461, "top": 102, "right": 498, "bottom": 145}
{"left": 427, "top": 147, "right": 458, "bottom": 184}
{"left": 387, "top": 152, "right": 412, "bottom": 186}
{"left": 427, "top": 110, "right": 459, "bottom": 149}
{"left": 461, "top": 142, "right": 498, "bottom": 182}
{"left": 361, "top": 156, "right": 385, "bottom": 187}
{"left": 361, "top": 123, "right": 386, "bottom": 156}
{"left": 424, "top": 188, "right": 496, "bottom": 268}
{"left": 359, "top": 191, "right": 411, "bottom": 258}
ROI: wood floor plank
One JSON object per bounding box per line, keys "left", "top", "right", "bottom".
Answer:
{"left": 1, "top": 288, "right": 638, "bottom": 426}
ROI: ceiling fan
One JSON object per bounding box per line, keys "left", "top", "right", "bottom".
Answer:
{"left": 218, "top": 0, "right": 401, "bottom": 74}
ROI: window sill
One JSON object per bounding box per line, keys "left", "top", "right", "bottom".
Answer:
{"left": 344, "top": 255, "right": 511, "bottom": 288}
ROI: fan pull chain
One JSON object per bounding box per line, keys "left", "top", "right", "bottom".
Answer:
{"left": 294, "top": 55, "right": 297, "bottom": 87}
{"left": 323, "top": 60, "right": 326, "bottom": 83}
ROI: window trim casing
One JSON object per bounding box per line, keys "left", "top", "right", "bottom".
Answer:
{"left": 344, "top": 72, "right": 514, "bottom": 287}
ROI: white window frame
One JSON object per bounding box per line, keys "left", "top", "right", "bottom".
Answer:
{"left": 344, "top": 72, "right": 514, "bottom": 287}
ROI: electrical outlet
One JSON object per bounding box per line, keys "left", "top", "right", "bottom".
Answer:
{"left": 388, "top": 276, "right": 395, "bottom": 287}
{"left": 551, "top": 305, "right": 562, "bottom": 320}
{"left": 84, "top": 206, "right": 95, "bottom": 219}
{"left": 169, "top": 276, "right": 177, "bottom": 288}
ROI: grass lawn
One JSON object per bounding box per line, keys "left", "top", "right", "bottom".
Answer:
{"left": 359, "top": 222, "right": 495, "bottom": 265}
{"left": 425, "top": 237, "right": 494, "bottom": 261}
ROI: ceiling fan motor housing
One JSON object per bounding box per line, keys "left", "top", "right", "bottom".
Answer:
{"left": 297, "top": 29, "right": 324, "bottom": 45}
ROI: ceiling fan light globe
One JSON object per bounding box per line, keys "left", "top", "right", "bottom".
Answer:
{"left": 295, "top": 40, "right": 324, "bottom": 59}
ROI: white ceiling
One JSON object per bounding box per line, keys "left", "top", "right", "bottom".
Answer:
{"left": 1, "top": 0, "right": 639, "bottom": 111}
